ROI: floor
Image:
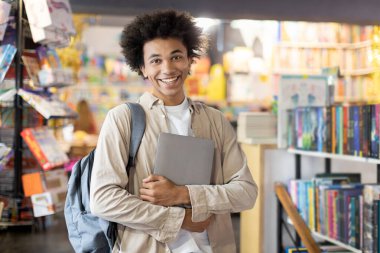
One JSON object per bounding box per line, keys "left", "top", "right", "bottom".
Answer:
{"left": 0, "top": 212, "right": 241, "bottom": 253}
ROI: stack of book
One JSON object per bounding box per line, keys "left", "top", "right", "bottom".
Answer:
{"left": 237, "top": 112, "right": 277, "bottom": 144}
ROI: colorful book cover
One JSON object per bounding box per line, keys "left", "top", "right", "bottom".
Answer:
{"left": 336, "top": 106, "right": 343, "bottom": 154}
{"left": 376, "top": 104, "right": 380, "bottom": 159}
{"left": 0, "top": 44, "right": 16, "bottom": 83}
{"left": 18, "top": 88, "right": 77, "bottom": 119}
{"left": 348, "top": 196, "right": 357, "bottom": 247}
{"left": 307, "top": 181, "right": 315, "bottom": 230}
{"left": 324, "top": 106, "right": 331, "bottom": 153}
{"left": 362, "top": 105, "right": 369, "bottom": 157}
{"left": 363, "top": 185, "right": 380, "bottom": 252}
{"left": 374, "top": 200, "right": 379, "bottom": 253}
{"left": 343, "top": 105, "right": 349, "bottom": 155}
{"left": 0, "top": 1, "right": 11, "bottom": 41}
{"left": 316, "top": 107, "right": 325, "bottom": 152}
{"left": 21, "top": 172, "right": 44, "bottom": 197}
{"left": 353, "top": 106, "right": 360, "bottom": 156}
{"left": 348, "top": 106, "right": 354, "bottom": 155}
{"left": 342, "top": 187, "right": 363, "bottom": 244}
{"left": 361, "top": 105, "right": 366, "bottom": 157}
{"left": 21, "top": 50, "right": 41, "bottom": 86}
{"left": 370, "top": 104, "right": 379, "bottom": 159}
{"left": 331, "top": 106, "right": 336, "bottom": 154}
{"left": 31, "top": 192, "right": 55, "bottom": 217}
{"left": 20, "top": 127, "right": 69, "bottom": 170}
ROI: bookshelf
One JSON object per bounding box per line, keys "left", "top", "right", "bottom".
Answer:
{"left": 0, "top": 0, "right": 75, "bottom": 227}
{"left": 276, "top": 138, "right": 380, "bottom": 252}
{"left": 273, "top": 40, "right": 373, "bottom": 75}
{"left": 311, "top": 231, "right": 361, "bottom": 253}
{"left": 288, "top": 149, "right": 380, "bottom": 165}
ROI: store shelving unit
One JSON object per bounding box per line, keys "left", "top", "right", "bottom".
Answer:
{"left": 273, "top": 40, "right": 373, "bottom": 76}
{"left": 276, "top": 148, "right": 380, "bottom": 253}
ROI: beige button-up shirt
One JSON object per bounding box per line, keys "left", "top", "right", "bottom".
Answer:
{"left": 90, "top": 92, "right": 258, "bottom": 253}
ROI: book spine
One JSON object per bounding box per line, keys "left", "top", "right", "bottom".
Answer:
{"left": 343, "top": 105, "right": 349, "bottom": 155}
{"left": 325, "top": 106, "right": 332, "bottom": 153}
{"left": 331, "top": 106, "right": 336, "bottom": 154}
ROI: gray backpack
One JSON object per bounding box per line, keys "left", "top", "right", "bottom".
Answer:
{"left": 64, "top": 102, "right": 146, "bottom": 253}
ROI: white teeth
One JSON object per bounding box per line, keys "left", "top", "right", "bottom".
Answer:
{"left": 160, "top": 77, "right": 177, "bottom": 83}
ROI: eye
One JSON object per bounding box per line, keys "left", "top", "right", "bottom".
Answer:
{"left": 150, "top": 58, "right": 161, "bottom": 64}
{"left": 172, "top": 55, "right": 183, "bottom": 61}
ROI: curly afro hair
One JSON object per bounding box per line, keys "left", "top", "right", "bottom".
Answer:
{"left": 120, "top": 10, "right": 208, "bottom": 76}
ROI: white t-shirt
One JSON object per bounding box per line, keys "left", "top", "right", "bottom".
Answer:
{"left": 164, "top": 98, "right": 212, "bottom": 253}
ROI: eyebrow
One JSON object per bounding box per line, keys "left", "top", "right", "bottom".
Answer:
{"left": 147, "top": 49, "right": 185, "bottom": 60}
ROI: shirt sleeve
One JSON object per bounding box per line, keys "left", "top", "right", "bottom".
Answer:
{"left": 186, "top": 114, "right": 258, "bottom": 222}
{"left": 89, "top": 106, "right": 184, "bottom": 243}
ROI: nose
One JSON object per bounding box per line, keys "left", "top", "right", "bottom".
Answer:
{"left": 161, "top": 60, "right": 175, "bottom": 75}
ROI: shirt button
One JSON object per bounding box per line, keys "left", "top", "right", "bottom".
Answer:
{"left": 162, "top": 114, "right": 166, "bottom": 118}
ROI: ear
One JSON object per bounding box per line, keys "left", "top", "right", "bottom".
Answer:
{"left": 140, "top": 66, "right": 147, "bottom": 79}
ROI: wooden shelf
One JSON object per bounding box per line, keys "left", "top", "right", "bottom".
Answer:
{"left": 288, "top": 148, "right": 380, "bottom": 164}
{"left": 311, "top": 231, "right": 362, "bottom": 253}
{"left": 286, "top": 220, "right": 362, "bottom": 253}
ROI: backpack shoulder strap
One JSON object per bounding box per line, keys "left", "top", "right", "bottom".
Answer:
{"left": 126, "top": 102, "right": 146, "bottom": 168}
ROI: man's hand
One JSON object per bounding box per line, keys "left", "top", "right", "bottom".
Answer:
{"left": 139, "top": 175, "right": 190, "bottom": 206}
{"left": 181, "top": 209, "right": 211, "bottom": 232}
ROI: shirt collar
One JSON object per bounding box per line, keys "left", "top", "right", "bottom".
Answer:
{"left": 139, "top": 92, "right": 200, "bottom": 114}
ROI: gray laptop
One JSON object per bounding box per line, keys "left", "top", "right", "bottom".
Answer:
{"left": 153, "top": 133, "right": 214, "bottom": 185}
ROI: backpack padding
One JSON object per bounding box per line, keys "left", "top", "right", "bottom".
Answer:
{"left": 105, "top": 102, "right": 146, "bottom": 249}
{"left": 126, "top": 102, "right": 146, "bottom": 167}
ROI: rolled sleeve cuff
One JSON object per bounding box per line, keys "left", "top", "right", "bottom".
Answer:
{"left": 156, "top": 206, "right": 185, "bottom": 243}
{"left": 186, "top": 185, "right": 209, "bottom": 222}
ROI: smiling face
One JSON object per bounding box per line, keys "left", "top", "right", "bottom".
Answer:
{"left": 140, "top": 38, "right": 192, "bottom": 106}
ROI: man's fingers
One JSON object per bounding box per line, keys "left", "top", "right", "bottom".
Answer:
{"left": 139, "top": 188, "right": 153, "bottom": 196}
{"left": 142, "top": 174, "right": 165, "bottom": 183}
{"left": 140, "top": 194, "right": 155, "bottom": 203}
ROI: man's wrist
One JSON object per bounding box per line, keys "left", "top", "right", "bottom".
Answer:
{"left": 177, "top": 185, "right": 191, "bottom": 205}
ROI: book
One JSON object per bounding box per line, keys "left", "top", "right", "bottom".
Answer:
{"left": 31, "top": 192, "right": 55, "bottom": 217}
{"left": 0, "top": 44, "right": 16, "bottom": 83}
{"left": 0, "top": 1, "right": 11, "bottom": 41}
{"left": 44, "top": 169, "right": 67, "bottom": 212}
{"left": 18, "top": 88, "right": 77, "bottom": 119}
{"left": 278, "top": 75, "right": 328, "bottom": 148}
{"left": 20, "top": 127, "right": 69, "bottom": 170}
{"left": 21, "top": 172, "right": 44, "bottom": 197}
{"left": 23, "top": 0, "right": 75, "bottom": 47}
{"left": 0, "top": 143, "right": 12, "bottom": 171}
{"left": 22, "top": 50, "right": 41, "bottom": 86}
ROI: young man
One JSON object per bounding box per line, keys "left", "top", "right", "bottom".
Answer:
{"left": 90, "top": 10, "right": 258, "bottom": 253}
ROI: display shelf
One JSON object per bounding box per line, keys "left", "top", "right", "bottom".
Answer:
{"left": 286, "top": 220, "right": 362, "bottom": 253}
{"left": 274, "top": 40, "right": 373, "bottom": 77}
{"left": 311, "top": 231, "right": 361, "bottom": 253}
{"left": 287, "top": 148, "right": 380, "bottom": 164}
{"left": 0, "top": 221, "right": 34, "bottom": 227}
{"left": 274, "top": 68, "right": 376, "bottom": 76}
